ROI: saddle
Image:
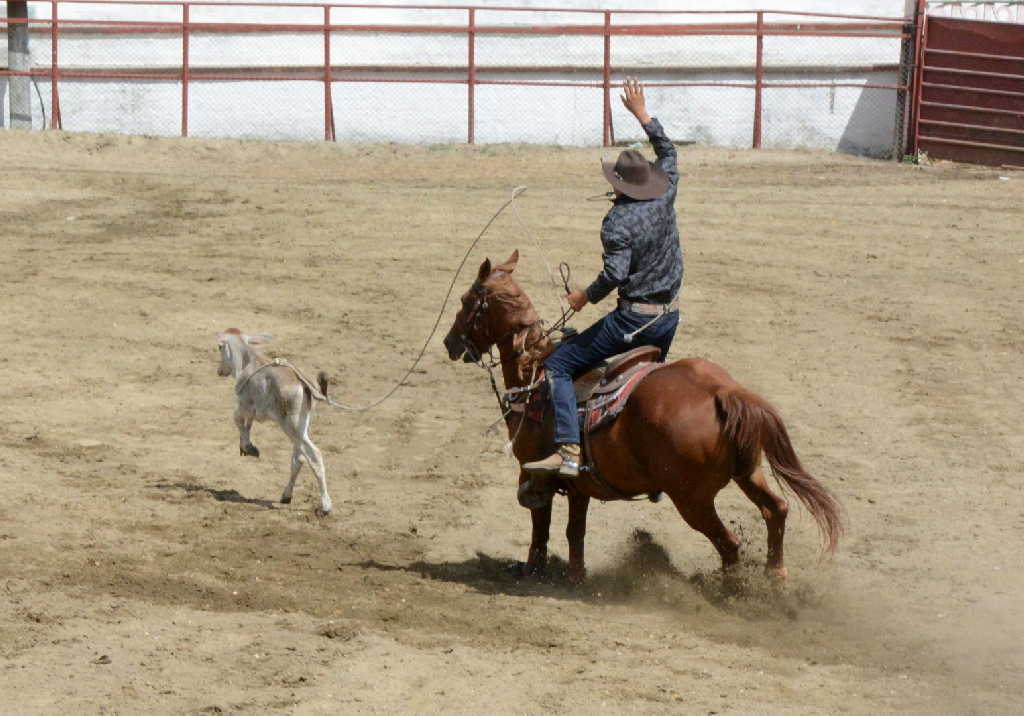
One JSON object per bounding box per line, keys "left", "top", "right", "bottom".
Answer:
{"left": 573, "top": 345, "right": 661, "bottom": 404}
{"left": 520, "top": 345, "right": 664, "bottom": 433}
{"left": 576, "top": 346, "right": 664, "bottom": 435}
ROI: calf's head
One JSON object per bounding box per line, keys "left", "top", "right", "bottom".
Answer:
{"left": 214, "top": 329, "right": 273, "bottom": 377}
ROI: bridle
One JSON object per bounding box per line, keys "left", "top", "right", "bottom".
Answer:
{"left": 458, "top": 259, "right": 575, "bottom": 367}
{"left": 457, "top": 285, "right": 542, "bottom": 455}
{"left": 455, "top": 279, "right": 545, "bottom": 417}
{"left": 456, "top": 280, "right": 492, "bottom": 365}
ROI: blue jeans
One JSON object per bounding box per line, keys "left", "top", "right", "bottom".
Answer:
{"left": 545, "top": 309, "right": 679, "bottom": 446}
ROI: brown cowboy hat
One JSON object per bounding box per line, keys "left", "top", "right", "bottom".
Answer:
{"left": 601, "top": 149, "right": 669, "bottom": 200}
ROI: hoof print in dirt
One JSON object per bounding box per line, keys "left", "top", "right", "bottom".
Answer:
{"left": 318, "top": 623, "right": 357, "bottom": 641}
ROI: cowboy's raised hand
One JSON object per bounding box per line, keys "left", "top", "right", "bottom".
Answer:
{"left": 621, "top": 77, "right": 652, "bottom": 124}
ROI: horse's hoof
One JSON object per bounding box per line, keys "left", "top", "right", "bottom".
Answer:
{"left": 240, "top": 445, "right": 260, "bottom": 458}
{"left": 508, "top": 560, "right": 545, "bottom": 579}
{"left": 314, "top": 507, "right": 331, "bottom": 518}
{"left": 280, "top": 495, "right": 292, "bottom": 505}
{"left": 766, "top": 566, "right": 788, "bottom": 581}
{"left": 566, "top": 568, "right": 587, "bottom": 587}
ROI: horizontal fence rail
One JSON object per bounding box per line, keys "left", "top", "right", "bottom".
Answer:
{"left": 911, "top": 6, "right": 1024, "bottom": 167}
{"left": 1, "top": 2, "right": 913, "bottom": 153}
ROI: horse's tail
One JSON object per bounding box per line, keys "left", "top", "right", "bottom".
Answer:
{"left": 715, "top": 387, "right": 843, "bottom": 554}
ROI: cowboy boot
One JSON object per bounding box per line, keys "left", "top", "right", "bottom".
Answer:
{"left": 522, "top": 443, "right": 580, "bottom": 479}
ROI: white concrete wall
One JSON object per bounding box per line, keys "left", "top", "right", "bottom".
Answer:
{"left": 3, "top": 0, "right": 916, "bottom": 154}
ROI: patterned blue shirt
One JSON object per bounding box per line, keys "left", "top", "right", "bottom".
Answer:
{"left": 584, "top": 118, "right": 682, "bottom": 306}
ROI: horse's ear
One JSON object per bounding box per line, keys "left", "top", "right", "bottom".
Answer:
{"left": 477, "top": 258, "right": 492, "bottom": 281}
{"left": 496, "top": 250, "right": 519, "bottom": 274}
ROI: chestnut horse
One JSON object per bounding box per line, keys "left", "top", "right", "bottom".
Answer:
{"left": 443, "top": 251, "right": 842, "bottom": 583}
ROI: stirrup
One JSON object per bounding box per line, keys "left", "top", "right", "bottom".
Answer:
{"left": 557, "top": 444, "right": 580, "bottom": 479}
{"left": 558, "top": 455, "right": 579, "bottom": 479}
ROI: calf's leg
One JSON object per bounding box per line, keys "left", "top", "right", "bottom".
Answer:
{"left": 299, "top": 435, "right": 331, "bottom": 515}
{"left": 280, "top": 447, "right": 303, "bottom": 504}
{"left": 235, "top": 407, "right": 259, "bottom": 457}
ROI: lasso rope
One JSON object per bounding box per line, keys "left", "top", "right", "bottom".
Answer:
{"left": 325, "top": 186, "right": 530, "bottom": 412}
{"left": 511, "top": 193, "right": 568, "bottom": 310}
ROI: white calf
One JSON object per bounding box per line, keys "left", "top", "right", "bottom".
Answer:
{"left": 215, "top": 328, "right": 332, "bottom": 514}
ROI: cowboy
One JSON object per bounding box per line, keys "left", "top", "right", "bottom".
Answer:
{"left": 523, "top": 77, "right": 682, "bottom": 479}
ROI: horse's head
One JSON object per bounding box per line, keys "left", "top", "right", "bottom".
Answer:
{"left": 444, "top": 250, "right": 531, "bottom": 363}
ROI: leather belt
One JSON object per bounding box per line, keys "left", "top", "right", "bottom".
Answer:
{"left": 617, "top": 297, "right": 679, "bottom": 316}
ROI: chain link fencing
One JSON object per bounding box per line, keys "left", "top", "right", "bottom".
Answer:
{"left": 2, "top": 2, "right": 913, "bottom": 157}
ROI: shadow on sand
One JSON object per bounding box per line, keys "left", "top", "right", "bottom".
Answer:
{"left": 155, "top": 481, "right": 278, "bottom": 509}
{"left": 349, "top": 529, "right": 805, "bottom": 619}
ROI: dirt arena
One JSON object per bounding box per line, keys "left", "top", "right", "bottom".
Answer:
{"left": 0, "top": 129, "right": 1021, "bottom": 714}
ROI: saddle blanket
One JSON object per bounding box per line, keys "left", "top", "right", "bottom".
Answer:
{"left": 579, "top": 362, "right": 664, "bottom": 434}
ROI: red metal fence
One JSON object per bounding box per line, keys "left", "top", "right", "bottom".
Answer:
{"left": 911, "top": 13, "right": 1024, "bottom": 166}
{"left": 1, "top": 2, "right": 913, "bottom": 151}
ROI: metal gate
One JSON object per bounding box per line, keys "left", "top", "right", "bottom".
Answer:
{"left": 911, "top": 13, "right": 1024, "bottom": 166}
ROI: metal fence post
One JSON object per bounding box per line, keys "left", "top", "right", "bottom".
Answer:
{"left": 324, "top": 5, "right": 334, "bottom": 141}
{"left": 181, "top": 2, "right": 189, "bottom": 137}
{"left": 752, "top": 10, "right": 764, "bottom": 149}
{"left": 892, "top": 21, "right": 915, "bottom": 160}
{"left": 603, "top": 11, "right": 612, "bottom": 147}
{"left": 7, "top": 0, "right": 31, "bottom": 129}
{"left": 50, "top": 0, "right": 61, "bottom": 129}
{"left": 907, "top": 0, "right": 928, "bottom": 156}
{"left": 467, "top": 8, "right": 475, "bottom": 144}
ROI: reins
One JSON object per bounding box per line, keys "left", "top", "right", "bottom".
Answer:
{"left": 544, "top": 262, "right": 576, "bottom": 337}
{"left": 458, "top": 260, "right": 574, "bottom": 415}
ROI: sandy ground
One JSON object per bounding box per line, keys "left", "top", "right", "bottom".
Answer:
{"left": 0, "top": 129, "right": 1021, "bottom": 715}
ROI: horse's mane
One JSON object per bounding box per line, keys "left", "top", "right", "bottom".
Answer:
{"left": 488, "top": 271, "right": 553, "bottom": 379}
{"left": 488, "top": 271, "right": 537, "bottom": 315}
